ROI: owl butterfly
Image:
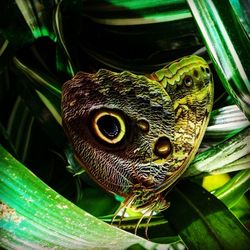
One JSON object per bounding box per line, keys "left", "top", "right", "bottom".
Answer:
{"left": 62, "top": 55, "right": 213, "bottom": 232}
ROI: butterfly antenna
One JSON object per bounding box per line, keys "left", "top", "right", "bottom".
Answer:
{"left": 119, "top": 206, "right": 128, "bottom": 227}
{"left": 145, "top": 210, "right": 154, "bottom": 239}
{"left": 135, "top": 205, "right": 154, "bottom": 237}
{"left": 111, "top": 205, "right": 124, "bottom": 226}
{"left": 135, "top": 212, "right": 146, "bottom": 236}
{"left": 111, "top": 195, "right": 135, "bottom": 227}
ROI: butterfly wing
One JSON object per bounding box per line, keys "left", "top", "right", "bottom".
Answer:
{"left": 149, "top": 55, "right": 214, "bottom": 193}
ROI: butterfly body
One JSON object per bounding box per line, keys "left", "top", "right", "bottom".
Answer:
{"left": 62, "top": 55, "right": 213, "bottom": 212}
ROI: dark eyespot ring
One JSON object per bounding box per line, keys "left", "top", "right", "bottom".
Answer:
{"left": 154, "top": 136, "right": 172, "bottom": 158}
{"left": 92, "top": 110, "right": 126, "bottom": 144}
{"left": 193, "top": 69, "right": 199, "bottom": 78}
{"left": 205, "top": 67, "right": 210, "bottom": 74}
{"left": 137, "top": 119, "right": 150, "bottom": 133}
{"left": 184, "top": 76, "right": 193, "bottom": 87}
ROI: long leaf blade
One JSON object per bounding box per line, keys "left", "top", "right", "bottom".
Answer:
{"left": 0, "top": 146, "right": 154, "bottom": 249}
{"left": 187, "top": 0, "right": 250, "bottom": 120}
{"left": 163, "top": 180, "right": 250, "bottom": 250}
{"left": 214, "top": 169, "right": 250, "bottom": 208}
{"left": 185, "top": 127, "right": 250, "bottom": 177}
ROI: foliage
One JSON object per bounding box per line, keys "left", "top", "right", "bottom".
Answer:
{"left": 0, "top": 0, "right": 250, "bottom": 249}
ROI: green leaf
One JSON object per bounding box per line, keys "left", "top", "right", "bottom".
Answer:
{"left": 15, "top": 0, "right": 56, "bottom": 40}
{"left": 230, "top": 0, "right": 250, "bottom": 35}
{"left": 61, "top": 1, "right": 203, "bottom": 73}
{"left": 185, "top": 127, "right": 250, "bottom": 177}
{"left": 163, "top": 180, "right": 250, "bottom": 250}
{"left": 17, "top": 84, "right": 66, "bottom": 148}
{"left": 76, "top": 186, "right": 120, "bottom": 217}
{"left": 187, "top": 0, "right": 250, "bottom": 120}
{"left": 206, "top": 105, "right": 250, "bottom": 139}
{"left": 11, "top": 58, "right": 66, "bottom": 148}
{"left": 53, "top": 0, "right": 75, "bottom": 76}
{"left": 120, "top": 217, "right": 180, "bottom": 245}
{"left": 231, "top": 196, "right": 250, "bottom": 226}
{"left": 62, "top": 0, "right": 191, "bottom": 26}
{"left": 13, "top": 57, "right": 61, "bottom": 100}
{"left": 213, "top": 169, "right": 250, "bottom": 208}
{"left": 0, "top": 146, "right": 154, "bottom": 249}
{"left": 6, "top": 96, "right": 35, "bottom": 162}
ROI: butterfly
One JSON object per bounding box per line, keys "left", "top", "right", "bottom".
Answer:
{"left": 61, "top": 55, "right": 213, "bottom": 234}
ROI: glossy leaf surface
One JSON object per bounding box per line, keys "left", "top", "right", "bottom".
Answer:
{"left": 186, "top": 127, "right": 250, "bottom": 177}
{"left": 0, "top": 146, "right": 154, "bottom": 250}
{"left": 187, "top": 0, "right": 250, "bottom": 120}
{"left": 1, "top": 1, "right": 250, "bottom": 249}
{"left": 214, "top": 169, "right": 250, "bottom": 208}
{"left": 163, "top": 180, "right": 250, "bottom": 250}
